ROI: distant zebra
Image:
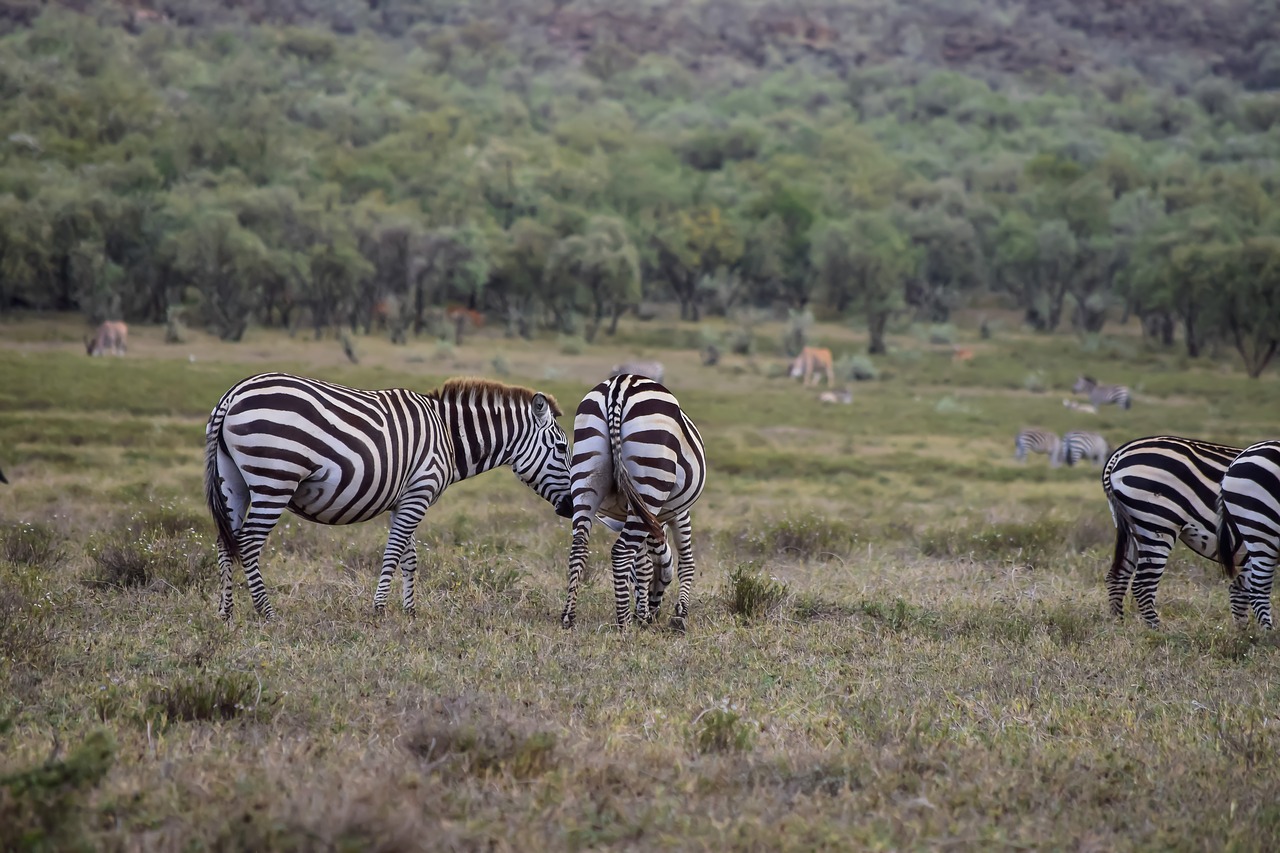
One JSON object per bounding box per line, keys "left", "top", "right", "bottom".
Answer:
{"left": 1014, "top": 428, "right": 1062, "bottom": 467}
{"left": 1073, "top": 375, "right": 1132, "bottom": 410}
{"left": 205, "top": 373, "right": 573, "bottom": 620}
{"left": 561, "top": 374, "right": 707, "bottom": 630}
{"left": 609, "top": 360, "right": 665, "bottom": 383}
{"left": 1061, "top": 431, "right": 1110, "bottom": 468}
{"left": 1103, "top": 435, "right": 1245, "bottom": 627}
{"left": 1219, "top": 440, "right": 1280, "bottom": 629}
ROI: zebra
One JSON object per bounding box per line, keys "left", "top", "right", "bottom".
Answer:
{"left": 1103, "top": 435, "right": 1245, "bottom": 627}
{"left": 1014, "top": 428, "right": 1062, "bottom": 467}
{"left": 1219, "top": 440, "right": 1280, "bottom": 629}
{"left": 204, "top": 372, "right": 573, "bottom": 621}
{"left": 1072, "top": 375, "right": 1132, "bottom": 410}
{"left": 1061, "top": 431, "right": 1110, "bottom": 468}
{"left": 560, "top": 374, "right": 706, "bottom": 630}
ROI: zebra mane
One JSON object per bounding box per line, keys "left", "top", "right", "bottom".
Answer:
{"left": 432, "top": 377, "right": 564, "bottom": 417}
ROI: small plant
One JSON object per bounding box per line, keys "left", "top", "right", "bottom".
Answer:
{"left": 147, "top": 672, "right": 274, "bottom": 725}
{"left": 730, "top": 514, "right": 856, "bottom": 561}
{"left": 692, "top": 702, "right": 756, "bottom": 754}
{"left": 491, "top": 353, "right": 511, "bottom": 376}
{"left": 434, "top": 339, "right": 456, "bottom": 360}
{"left": 407, "top": 696, "right": 559, "bottom": 779}
{"left": 557, "top": 335, "right": 587, "bottom": 356}
{"left": 836, "top": 354, "right": 879, "bottom": 382}
{"left": 858, "top": 598, "right": 938, "bottom": 633}
{"left": 1022, "top": 370, "right": 1048, "bottom": 393}
{"left": 934, "top": 395, "right": 975, "bottom": 415}
{"left": 725, "top": 563, "right": 788, "bottom": 619}
{"left": 0, "top": 521, "right": 61, "bottom": 568}
{"left": 0, "top": 729, "right": 116, "bottom": 852}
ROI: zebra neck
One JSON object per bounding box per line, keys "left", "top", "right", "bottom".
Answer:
{"left": 443, "top": 409, "right": 520, "bottom": 483}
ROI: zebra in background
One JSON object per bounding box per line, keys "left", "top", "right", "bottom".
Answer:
{"left": 1219, "top": 440, "right": 1280, "bottom": 629}
{"left": 1073, "top": 375, "right": 1132, "bottom": 410}
{"left": 1014, "top": 428, "right": 1062, "bottom": 467}
{"left": 561, "top": 374, "right": 707, "bottom": 630}
{"left": 1103, "top": 435, "right": 1244, "bottom": 627}
{"left": 1061, "top": 431, "right": 1110, "bottom": 468}
{"left": 205, "top": 373, "right": 573, "bottom": 621}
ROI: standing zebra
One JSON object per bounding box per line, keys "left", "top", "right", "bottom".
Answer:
{"left": 205, "top": 373, "right": 573, "bottom": 620}
{"left": 1014, "top": 428, "right": 1063, "bottom": 467}
{"left": 1219, "top": 440, "right": 1280, "bottom": 629}
{"left": 1073, "top": 375, "right": 1132, "bottom": 410}
{"left": 560, "top": 374, "right": 706, "bottom": 630}
{"left": 1103, "top": 435, "right": 1245, "bottom": 627}
{"left": 1061, "top": 431, "right": 1111, "bottom": 468}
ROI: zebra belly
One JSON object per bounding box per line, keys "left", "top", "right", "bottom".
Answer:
{"left": 1177, "top": 524, "right": 1218, "bottom": 560}
{"left": 285, "top": 468, "right": 395, "bottom": 525}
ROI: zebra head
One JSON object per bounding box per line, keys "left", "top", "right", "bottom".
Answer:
{"left": 510, "top": 392, "right": 574, "bottom": 518}
{"left": 1072, "top": 375, "right": 1096, "bottom": 393}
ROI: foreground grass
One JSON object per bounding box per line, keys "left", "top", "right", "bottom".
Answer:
{"left": 2, "top": 315, "right": 1280, "bottom": 850}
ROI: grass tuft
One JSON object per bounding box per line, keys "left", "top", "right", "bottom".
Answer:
{"left": 87, "top": 510, "right": 216, "bottom": 591}
{"left": 147, "top": 672, "right": 275, "bottom": 725}
{"left": 692, "top": 704, "right": 756, "bottom": 754}
{"left": 727, "top": 513, "right": 857, "bottom": 561}
{"left": 0, "top": 521, "right": 61, "bottom": 568}
{"left": 407, "top": 695, "right": 560, "bottom": 779}
{"left": 725, "top": 564, "right": 789, "bottom": 619}
{"left": 0, "top": 729, "right": 116, "bottom": 853}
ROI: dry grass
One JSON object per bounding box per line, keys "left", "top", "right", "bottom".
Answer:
{"left": 2, "top": 313, "right": 1280, "bottom": 850}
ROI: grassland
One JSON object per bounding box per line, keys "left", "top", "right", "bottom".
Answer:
{"left": 2, "top": 312, "right": 1280, "bottom": 851}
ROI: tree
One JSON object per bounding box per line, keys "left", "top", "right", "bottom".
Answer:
{"left": 489, "top": 217, "right": 557, "bottom": 338}
{"left": 161, "top": 205, "right": 272, "bottom": 341}
{"left": 814, "top": 212, "right": 914, "bottom": 355}
{"left": 649, "top": 205, "right": 743, "bottom": 321}
{"left": 546, "top": 216, "right": 641, "bottom": 342}
{"left": 1212, "top": 238, "right": 1280, "bottom": 378}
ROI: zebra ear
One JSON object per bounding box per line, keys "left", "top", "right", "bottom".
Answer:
{"left": 532, "top": 393, "right": 550, "bottom": 423}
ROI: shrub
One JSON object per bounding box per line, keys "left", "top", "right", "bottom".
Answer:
{"left": 692, "top": 703, "right": 756, "bottom": 754}
{"left": 0, "top": 579, "right": 52, "bottom": 669}
{"left": 1023, "top": 370, "right": 1048, "bottom": 393}
{"left": 724, "top": 564, "right": 788, "bottom": 619}
{"left": 406, "top": 695, "right": 559, "bottom": 779}
{"left": 557, "top": 335, "right": 586, "bottom": 356}
{"left": 836, "top": 354, "right": 879, "bottom": 382}
{"left": 147, "top": 672, "right": 275, "bottom": 725}
{"left": 0, "top": 729, "right": 116, "bottom": 852}
{"left": 0, "top": 521, "right": 61, "bottom": 568}
{"left": 728, "top": 514, "right": 856, "bottom": 561}
{"left": 87, "top": 506, "right": 216, "bottom": 591}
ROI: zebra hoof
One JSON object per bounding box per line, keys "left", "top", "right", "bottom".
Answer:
{"left": 560, "top": 612, "right": 575, "bottom": 629}
{"left": 374, "top": 604, "right": 387, "bottom": 617}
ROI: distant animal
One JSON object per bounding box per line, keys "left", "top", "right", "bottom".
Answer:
{"left": 818, "top": 389, "right": 852, "bottom": 405}
{"left": 1219, "top": 440, "right": 1280, "bottom": 629}
{"left": 1060, "top": 431, "right": 1110, "bottom": 467}
{"left": 789, "top": 347, "right": 834, "bottom": 387}
{"left": 1073, "top": 375, "right": 1132, "bottom": 409}
{"left": 85, "top": 321, "right": 128, "bottom": 356}
{"left": 609, "top": 360, "right": 665, "bottom": 383}
{"left": 205, "top": 374, "right": 573, "bottom": 621}
{"left": 1014, "top": 428, "right": 1062, "bottom": 467}
{"left": 951, "top": 346, "right": 975, "bottom": 364}
{"left": 1063, "top": 398, "right": 1098, "bottom": 415}
{"left": 561, "top": 374, "right": 706, "bottom": 631}
{"left": 1104, "top": 435, "right": 1245, "bottom": 627}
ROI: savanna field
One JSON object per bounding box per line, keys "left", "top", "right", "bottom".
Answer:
{"left": 3, "top": 313, "right": 1280, "bottom": 851}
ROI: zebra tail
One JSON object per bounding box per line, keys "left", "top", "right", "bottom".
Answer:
{"left": 1217, "top": 495, "right": 1243, "bottom": 580}
{"left": 204, "top": 396, "right": 240, "bottom": 565}
{"left": 608, "top": 407, "right": 665, "bottom": 544}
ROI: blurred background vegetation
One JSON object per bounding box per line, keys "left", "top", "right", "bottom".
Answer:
{"left": 0, "top": 0, "right": 1278, "bottom": 371}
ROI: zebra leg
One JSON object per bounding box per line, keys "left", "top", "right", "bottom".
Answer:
{"left": 235, "top": 499, "right": 289, "bottom": 620}
{"left": 1131, "top": 550, "right": 1171, "bottom": 629}
{"left": 375, "top": 508, "right": 423, "bottom": 615}
{"left": 216, "top": 536, "right": 236, "bottom": 621}
{"left": 1247, "top": 554, "right": 1277, "bottom": 630}
{"left": 1104, "top": 526, "right": 1142, "bottom": 619}
{"left": 670, "top": 511, "right": 695, "bottom": 631}
{"left": 561, "top": 517, "right": 593, "bottom": 628}
{"left": 645, "top": 532, "right": 675, "bottom": 623}
{"left": 400, "top": 536, "right": 418, "bottom": 615}
{"left": 1229, "top": 573, "right": 1252, "bottom": 625}
{"left": 610, "top": 523, "right": 648, "bottom": 628}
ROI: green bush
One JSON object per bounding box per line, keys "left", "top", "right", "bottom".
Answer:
{"left": 0, "top": 729, "right": 116, "bottom": 852}
{"left": 692, "top": 704, "right": 756, "bottom": 754}
{"left": 0, "top": 522, "right": 61, "bottom": 568}
{"left": 724, "top": 564, "right": 788, "bottom": 619}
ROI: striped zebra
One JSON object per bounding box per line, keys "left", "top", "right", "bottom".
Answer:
{"left": 1014, "top": 428, "right": 1062, "bottom": 467}
{"left": 1072, "top": 375, "right": 1132, "bottom": 410}
{"left": 204, "top": 373, "right": 573, "bottom": 621}
{"left": 1103, "top": 435, "right": 1245, "bottom": 627}
{"left": 1219, "top": 441, "right": 1280, "bottom": 629}
{"left": 1061, "top": 431, "right": 1110, "bottom": 468}
{"left": 560, "top": 374, "right": 706, "bottom": 630}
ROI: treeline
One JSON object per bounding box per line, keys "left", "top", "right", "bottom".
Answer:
{"left": 0, "top": 1, "right": 1278, "bottom": 371}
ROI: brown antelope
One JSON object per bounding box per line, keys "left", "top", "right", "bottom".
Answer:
{"left": 951, "top": 346, "right": 975, "bottom": 364}
{"left": 86, "top": 321, "right": 128, "bottom": 356}
{"left": 789, "top": 347, "right": 834, "bottom": 387}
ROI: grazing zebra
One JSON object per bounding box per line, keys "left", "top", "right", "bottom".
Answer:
{"left": 609, "top": 360, "right": 665, "bottom": 384}
{"left": 560, "top": 374, "right": 706, "bottom": 630}
{"left": 1014, "top": 428, "right": 1062, "bottom": 467}
{"left": 1072, "top": 375, "right": 1132, "bottom": 410}
{"left": 86, "top": 321, "right": 128, "bottom": 356}
{"left": 1103, "top": 435, "right": 1245, "bottom": 627}
{"left": 1219, "top": 441, "right": 1280, "bottom": 629}
{"left": 1061, "top": 431, "right": 1110, "bottom": 468}
{"left": 789, "top": 347, "right": 834, "bottom": 387}
{"left": 204, "top": 373, "right": 573, "bottom": 621}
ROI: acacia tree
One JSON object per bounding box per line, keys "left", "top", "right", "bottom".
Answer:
{"left": 161, "top": 205, "right": 272, "bottom": 341}
{"left": 545, "top": 216, "right": 641, "bottom": 342}
{"left": 489, "top": 217, "right": 557, "bottom": 338}
{"left": 649, "top": 205, "right": 743, "bottom": 321}
{"left": 815, "top": 211, "right": 914, "bottom": 355}
{"left": 1212, "top": 238, "right": 1280, "bottom": 378}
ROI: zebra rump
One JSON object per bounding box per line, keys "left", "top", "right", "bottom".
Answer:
{"left": 1218, "top": 440, "right": 1280, "bottom": 629}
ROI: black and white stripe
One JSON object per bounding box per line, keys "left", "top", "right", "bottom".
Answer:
{"left": 1073, "top": 375, "right": 1132, "bottom": 409}
{"left": 1103, "top": 435, "right": 1244, "bottom": 627}
{"left": 1061, "top": 431, "right": 1110, "bottom": 468}
{"left": 204, "top": 373, "right": 573, "bottom": 620}
{"left": 560, "top": 374, "right": 707, "bottom": 630}
{"left": 1219, "top": 440, "right": 1280, "bottom": 629}
{"left": 1014, "top": 428, "right": 1062, "bottom": 467}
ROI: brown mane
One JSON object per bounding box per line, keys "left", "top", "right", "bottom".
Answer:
{"left": 431, "top": 377, "right": 563, "bottom": 417}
